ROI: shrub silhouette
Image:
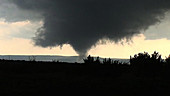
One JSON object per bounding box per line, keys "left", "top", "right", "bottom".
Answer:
{"left": 165, "top": 54, "right": 170, "bottom": 64}
{"left": 95, "top": 56, "right": 101, "bottom": 64}
{"left": 84, "top": 55, "right": 124, "bottom": 65}
{"left": 83, "top": 55, "right": 100, "bottom": 64}
{"left": 103, "top": 58, "right": 112, "bottom": 64}
{"left": 130, "top": 51, "right": 162, "bottom": 76}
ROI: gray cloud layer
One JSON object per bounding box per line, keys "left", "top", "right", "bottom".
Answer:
{"left": 5, "top": 0, "right": 170, "bottom": 57}
{"left": 0, "top": 0, "right": 42, "bottom": 22}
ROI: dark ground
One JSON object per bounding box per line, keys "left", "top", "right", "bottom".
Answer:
{"left": 0, "top": 60, "right": 170, "bottom": 96}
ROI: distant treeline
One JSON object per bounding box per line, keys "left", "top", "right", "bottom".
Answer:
{"left": 83, "top": 51, "right": 170, "bottom": 76}
{"left": 83, "top": 55, "right": 128, "bottom": 65}
{"left": 84, "top": 51, "right": 170, "bottom": 65}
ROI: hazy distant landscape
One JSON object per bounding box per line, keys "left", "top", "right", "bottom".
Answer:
{"left": 0, "top": 55, "right": 129, "bottom": 63}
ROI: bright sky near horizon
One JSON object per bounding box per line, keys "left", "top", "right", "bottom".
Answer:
{"left": 1, "top": 1, "right": 170, "bottom": 59}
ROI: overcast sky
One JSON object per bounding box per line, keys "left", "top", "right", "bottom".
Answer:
{"left": 0, "top": 0, "right": 170, "bottom": 58}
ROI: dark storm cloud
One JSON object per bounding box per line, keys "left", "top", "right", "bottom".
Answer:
{"left": 9, "top": 0, "right": 170, "bottom": 56}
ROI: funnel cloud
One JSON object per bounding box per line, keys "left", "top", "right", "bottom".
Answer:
{"left": 6, "top": 0, "right": 170, "bottom": 57}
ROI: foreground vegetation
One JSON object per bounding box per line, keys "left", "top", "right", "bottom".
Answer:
{"left": 1, "top": 51, "right": 170, "bottom": 95}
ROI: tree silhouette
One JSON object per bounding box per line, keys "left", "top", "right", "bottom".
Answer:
{"left": 130, "top": 51, "right": 162, "bottom": 76}
{"left": 165, "top": 54, "right": 170, "bottom": 64}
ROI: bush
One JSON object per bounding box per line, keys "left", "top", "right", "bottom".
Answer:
{"left": 130, "top": 51, "right": 162, "bottom": 76}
